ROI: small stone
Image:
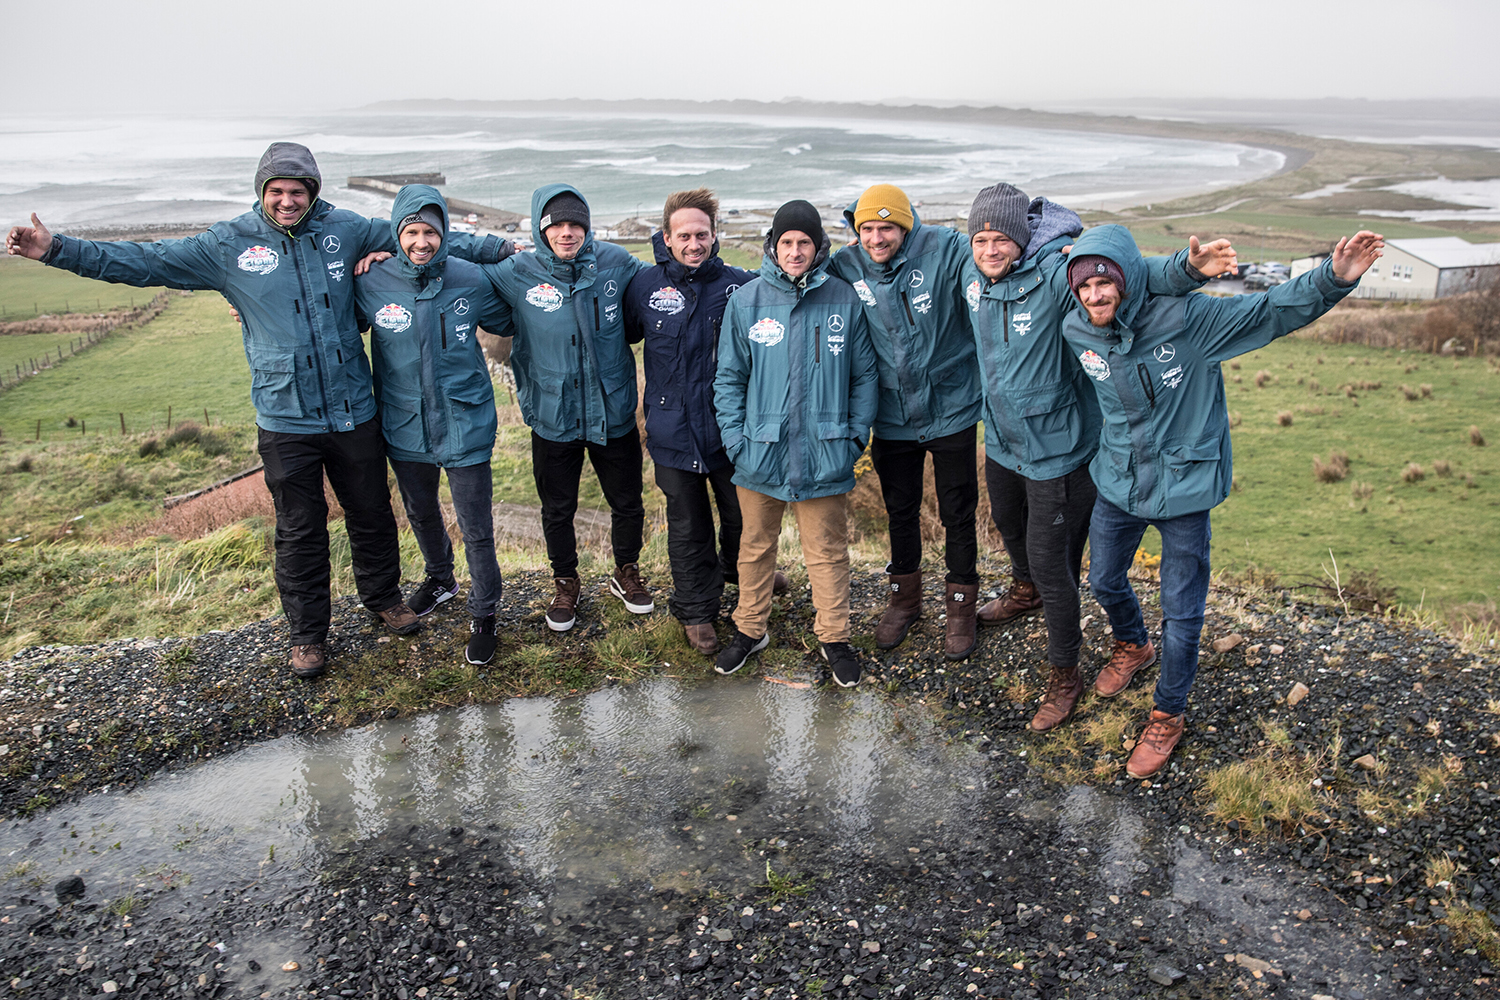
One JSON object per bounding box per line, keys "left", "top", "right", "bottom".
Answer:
{"left": 1211, "top": 634, "right": 1245, "bottom": 654}
{"left": 1148, "top": 965, "right": 1185, "bottom": 986}
{"left": 1232, "top": 954, "right": 1276, "bottom": 975}
{"left": 711, "top": 928, "right": 733, "bottom": 942}
{"left": 966, "top": 985, "right": 979, "bottom": 994}
{"left": 1354, "top": 754, "right": 1378, "bottom": 771}
{"left": 281, "top": 961, "right": 300, "bottom": 972}
{"left": 862, "top": 941, "right": 880, "bottom": 953}
{"left": 1296, "top": 909, "right": 1312, "bottom": 921}
{"left": 1269, "top": 644, "right": 1285, "bottom": 655}
{"left": 247, "top": 961, "right": 261, "bottom": 973}
{"left": 1286, "top": 682, "right": 1311, "bottom": 706}
{"left": 102, "top": 983, "right": 119, "bottom": 994}
{"left": 54, "top": 876, "right": 86, "bottom": 903}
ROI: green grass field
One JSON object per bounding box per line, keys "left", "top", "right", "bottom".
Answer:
{"left": 0, "top": 332, "right": 101, "bottom": 384}
{"left": 0, "top": 255, "right": 162, "bottom": 321}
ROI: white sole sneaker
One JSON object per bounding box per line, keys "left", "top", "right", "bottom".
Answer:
{"left": 546, "top": 613, "right": 576, "bottom": 633}
{"left": 608, "top": 576, "right": 655, "bottom": 614}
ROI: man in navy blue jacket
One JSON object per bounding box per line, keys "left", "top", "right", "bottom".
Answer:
{"left": 624, "top": 189, "right": 785, "bottom": 656}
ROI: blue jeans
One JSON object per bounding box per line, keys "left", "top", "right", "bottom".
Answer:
{"left": 1087, "top": 496, "right": 1211, "bottom": 716}
{"left": 389, "top": 459, "right": 503, "bottom": 617}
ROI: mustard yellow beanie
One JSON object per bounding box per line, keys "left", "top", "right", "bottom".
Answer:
{"left": 853, "top": 183, "right": 914, "bottom": 231}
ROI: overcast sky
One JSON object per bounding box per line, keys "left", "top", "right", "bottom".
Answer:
{"left": 6, "top": 0, "right": 1499, "bottom": 114}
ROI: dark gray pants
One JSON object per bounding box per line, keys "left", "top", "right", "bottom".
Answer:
{"left": 655, "top": 459, "right": 741, "bottom": 625}
{"left": 389, "top": 458, "right": 503, "bottom": 617}
{"left": 985, "top": 459, "right": 1097, "bottom": 668}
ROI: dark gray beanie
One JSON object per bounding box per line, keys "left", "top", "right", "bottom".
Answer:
{"left": 398, "top": 205, "right": 445, "bottom": 236}
{"left": 770, "top": 199, "right": 825, "bottom": 249}
{"left": 968, "top": 182, "right": 1031, "bottom": 248}
{"left": 540, "top": 191, "right": 590, "bottom": 232}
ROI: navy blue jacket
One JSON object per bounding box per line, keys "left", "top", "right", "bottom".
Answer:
{"left": 625, "top": 230, "right": 756, "bottom": 473}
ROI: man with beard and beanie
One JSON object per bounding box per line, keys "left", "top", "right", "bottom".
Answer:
{"left": 355, "top": 185, "right": 512, "bottom": 665}
{"left": 963, "top": 181, "right": 1239, "bottom": 734}
{"left": 4, "top": 143, "right": 513, "bottom": 680}
{"left": 623, "top": 187, "right": 789, "bottom": 657}
{"left": 713, "top": 200, "right": 879, "bottom": 686}
{"left": 1060, "top": 224, "right": 1383, "bottom": 778}
{"left": 479, "top": 184, "right": 649, "bottom": 632}
{"left": 827, "top": 183, "right": 984, "bottom": 662}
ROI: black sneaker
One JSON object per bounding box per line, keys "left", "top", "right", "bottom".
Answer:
{"left": 466, "top": 615, "right": 498, "bottom": 665}
{"left": 714, "top": 630, "right": 769, "bottom": 675}
{"left": 821, "top": 642, "right": 862, "bottom": 688}
{"left": 410, "top": 577, "right": 460, "bottom": 616}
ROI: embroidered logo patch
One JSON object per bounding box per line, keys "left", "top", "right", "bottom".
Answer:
{"left": 525, "top": 283, "right": 564, "bottom": 312}
{"left": 911, "top": 291, "right": 933, "bottom": 315}
{"left": 374, "top": 303, "right": 412, "bottom": 332}
{"left": 966, "top": 279, "right": 982, "bottom": 311}
{"left": 877, "top": 207, "right": 891, "bottom": 219}
{"left": 852, "top": 279, "right": 876, "bottom": 307}
{"left": 322, "top": 235, "right": 341, "bottom": 254}
{"left": 827, "top": 333, "right": 845, "bottom": 356}
{"left": 748, "top": 317, "right": 785, "bottom": 347}
{"left": 648, "top": 286, "right": 686, "bottom": 314}
{"left": 1161, "top": 364, "right": 1185, "bottom": 390}
{"left": 325, "top": 259, "right": 345, "bottom": 283}
{"left": 236, "top": 245, "right": 278, "bottom": 275}
{"left": 1153, "top": 343, "right": 1176, "bottom": 363}
{"left": 454, "top": 322, "right": 471, "bottom": 343}
{"left": 1013, "top": 311, "right": 1033, "bottom": 337}
{"left": 453, "top": 297, "right": 470, "bottom": 316}
{"left": 1079, "top": 349, "right": 1110, "bottom": 381}
{"left": 604, "top": 303, "right": 619, "bottom": 324}
{"left": 603, "top": 280, "right": 618, "bottom": 298}
{"left": 826, "top": 314, "right": 845, "bottom": 333}
{"left": 908, "top": 269, "right": 925, "bottom": 289}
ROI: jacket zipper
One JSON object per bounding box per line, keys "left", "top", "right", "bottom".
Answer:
{"left": 290, "top": 236, "right": 329, "bottom": 421}
{"left": 1137, "top": 364, "right": 1157, "bottom": 408}
{"left": 593, "top": 296, "right": 600, "bottom": 331}
{"left": 815, "top": 324, "right": 821, "bottom": 364}
{"left": 1003, "top": 301, "right": 1010, "bottom": 344}
{"left": 441, "top": 311, "right": 447, "bottom": 350}
{"left": 900, "top": 291, "right": 916, "bottom": 325}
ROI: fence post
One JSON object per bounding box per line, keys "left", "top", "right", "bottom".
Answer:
{"left": 167, "top": 405, "right": 172, "bottom": 429}
{"left": 35, "top": 419, "right": 40, "bottom": 441}
{"left": 120, "top": 413, "right": 126, "bottom": 436}
{"left": 203, "top": 407, "right": 210, "bottom": 427}
{"left": 80, "top": 419, "right": 86, "bottom": 436}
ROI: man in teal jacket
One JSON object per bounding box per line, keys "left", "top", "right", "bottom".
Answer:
{"left": 963, "top": 182, "right": 1236, "bottom": 733}
{"left": 356, "top": 185, "right": 511, "bottom": 665}
{"left": 480, "top": 184, "right": 649, "bottom": 631}
{"left": 714, "top": 201, "right": 879, "bottom": 687}
{"left": 4, "top": 143, "right": 511, "bottom": 679}
{"left": 828, "top": 184, "right": 983, "bottom": 661}
{"left": 1060, "top": 223, "right": 1383, "bottom": 778}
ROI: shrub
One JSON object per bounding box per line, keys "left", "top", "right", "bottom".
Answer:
{"left": 1276, "top": 411, "right": 1293, "bottom": 426}
{"left": 1402, "top": 462, "right": 1426, "bottom": 483}
{"left": 1400, "top": 384, "right": 1419, "bottom": 401}
{"left": 1351, "top": 481, "right": 1374, "bottom": 501}
{"left": 1229, "top": 360, "right": 1241, "bottom": 370}
{"left": 1433, "top": 459, "right": 1452, "bottom": 477}
{"left": 1229, "top": 411, "right": 1242, "bottom": 428}
{"left": 1308, "top": 378, "right": 1321, "bottom": 393}
{"left": 1471, "top": 425, "right": 1487, "bottom": 447}
{"left": 1255, "top": 369, "right": 1272, "bottom": 388}
{"left": 138, "top": 438, "right": 160, "bottom": 457}
{"left": 1313, "top": 452, "right": 1349, "bottom": 483}
{"left": 1420, "top": 383, "right": 1433, "bottom": 398}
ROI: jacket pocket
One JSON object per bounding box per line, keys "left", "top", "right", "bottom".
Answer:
{"left": 812, "top": 418, "right": 856, "bottom": 485}
{"left": 1161, "top": 441, "right": 1225, "bottom": 516}
{"left": 445, "top": 379, "right": 498, "bottom": 460}
{"left": 378, "top": 385, "right": 426, "bottom": 455}
{"left": 1018, "top": 386, "right": 1082, "bottom": 464}
{"left": 249, "top": 352, "right": 304, "bottom": 420}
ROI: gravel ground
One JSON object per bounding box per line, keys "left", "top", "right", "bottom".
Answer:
{"left": 2, "top": 566, "right": 1497, "bottom": 998}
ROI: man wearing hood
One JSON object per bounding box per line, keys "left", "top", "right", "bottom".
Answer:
{"left": 963, "top": 182, "right": 1237, "bottom": 734}
{"left": 355, "top": 185, "right": 511, "bottom": 665}
{"left": 1060, "top": 224, "right": 1383, "bottom": 778}
{"left": 623, "top": 188, "right": 787, "bottom": 657}
{"left": 827, "top": 184, "right": 985, "bottom": 662}
{"left": 4, "top": 143, "right": 513, "bottom": 679}
{"left": 479, "top": 184, "right": 649, "bottom": 632}
{"left": 713, "top": 200, "right": 879, "bottom": 687}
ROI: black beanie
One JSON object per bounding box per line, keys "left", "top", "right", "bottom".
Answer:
{"left": 968, "top": 182, "right": 1031, "bottom": 249}
{"left": 540, "top": 191, "right": 590, "bottom": 233}
{"left": 770, "top": 200, "right": 825, "bottom": 250}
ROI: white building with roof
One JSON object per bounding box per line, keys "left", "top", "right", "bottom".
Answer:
{"left": 1291, "top": 236, "right": 1500, "bottom": 300}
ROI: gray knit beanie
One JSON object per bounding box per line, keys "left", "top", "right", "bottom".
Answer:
{"left": 398, "top": 205, "right": 445, "bottom": 236}
{"left": 968, "top": 182, "right": 1031, "bottom": 248}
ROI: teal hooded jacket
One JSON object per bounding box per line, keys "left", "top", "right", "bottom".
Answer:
{"left": 355, "top": 185, "right": 508, "bottom": 468}
{"left": 479, "top": 184, "right": 645, "bottom": 445}
{"left": 1059, "top": 224, "right": 1357, "bottom": 520}
{"left": 714, "top": 236, "right": 879, "bottom": 502}
{"left": 964, "top": 200, "right": 1210, "bottom": 481}
{"left": 827, "top": 203, "right": 980, "bottom": 442}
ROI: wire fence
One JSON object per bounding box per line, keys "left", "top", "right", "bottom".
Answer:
{"left": 0, "top": 292, "right": 170, "bottom": 391}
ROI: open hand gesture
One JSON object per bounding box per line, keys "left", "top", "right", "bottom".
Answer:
{"left": 1331, "top": 231, "right": 1384, "bottom": 283}
{"left": 1188, "top": 235, "right": 1237, "bottom": 278}
{"left": 5, "top": 213, "right": 53, "bottom": 260}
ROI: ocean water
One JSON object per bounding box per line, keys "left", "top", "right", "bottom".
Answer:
{"left": 0, "top": 109, "right": 1282, "bottom": 229}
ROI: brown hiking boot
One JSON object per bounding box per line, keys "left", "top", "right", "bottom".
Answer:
{"left": 976, "top": 578, "right": 1043, "bottom": 626}
{"left": 1094, "top": 639, "right": 1157, "bottom": 698}
{"left": 1126, "top": 710, "right": 1186, "bottom": 779}
{"left": 772, "top": 571, "right": 791, "bottom": 596}
{"left": 547, "top": 577, "right": 581, "bottom": 632}
{"left": 376, "top": 602, "right": 422, "bottom": 635}
{"left": 874, "top": 570, "right": 923, "bottom": 650}
{"left": 685, "top": 623, "right": 719, "bottom": 655}
{"left": 944, "top": 582, "right": 979, "bottom": 661}
{"left": 1029, "top": 665, "right": 1084, "bottom": 733}
{"left": 609, "top": 562, "right": 655, "bottom": 614}
{"left": 288, "top": 643, "right": 326, "bottom": 680}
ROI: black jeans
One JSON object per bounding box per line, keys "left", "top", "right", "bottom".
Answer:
{"left": 655, "top": 458, "right": 742, "bottom": 625}
{"left": 870, "top": 425, "right": 980, "bottom": 584}
{"left": 258, "top": 418, "right": 403, "bottom": 645}
{"left": 985, "top": 458, "right": 1097, "bottom": 669}
{"left": 531, "top": 428, "right": 645, "bottom": 578}
{"left": 389, "top": 459, "right": 503, "bottom": 617}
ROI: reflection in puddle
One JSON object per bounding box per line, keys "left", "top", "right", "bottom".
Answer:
{"left": 0, "top": 677, "right": 984, "bottom": 907}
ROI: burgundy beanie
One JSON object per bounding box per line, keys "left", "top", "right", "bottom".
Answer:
{"left": 1068, "top": 255, "right": 1126, "bottom": 296}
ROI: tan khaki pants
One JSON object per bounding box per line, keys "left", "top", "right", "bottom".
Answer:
{"left": 733, "top": 488, "right": 851, "bottom": 643}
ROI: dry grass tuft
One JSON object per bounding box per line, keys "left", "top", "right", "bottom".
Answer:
{"left": 1420, "top": 383, "right": 1433, "bottom": 398}
{"left": 1400, "top": 384, "right": 1420, "bottom": 401}
{"left": 1471, "top": 425, "right": 1487, "bottom": 447}
{"left": 1201, "top": 731, "right": 1335, "bottom": 837}
{"left": 1255, "top": 369, "right": 1272, "bottom": 388}
{"left": 1433, "top": 458, "right": 1452, "bottom": 478}
{"left": 1312, "top": 451, "right": 1349, "bottom": 483}
{"left": 1308, "top": 377, "right": 1321, "bottom": 393}
{"left": 1401, "top": 462, "right": 1426, "bottom": 483}
{"left": 1276, "top": 411, "right": 1294, "bottom": 427}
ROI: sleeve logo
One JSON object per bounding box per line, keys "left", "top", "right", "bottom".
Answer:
{"left": 648, "top": 286, "right": 686, "bottom": 314}
{"left": 965, "top": 279, "right": 982, "bottom": 312}
{"left": 374, "top": 303, "right": 413, "bottom": 332}
{"left": 852, "top": 279, "right": 876, "bottom": 307}
{"left": 748, "top": 317, "right": 786, "bottom": 347}
{"left": 1078, "top": 349, "right": 1110, "bottom": 381}
{"left": 236, "top": 245, "right": 279, "bottom": 275}
{"left": 525, "top": 283, "right": 565, "bottom": 312}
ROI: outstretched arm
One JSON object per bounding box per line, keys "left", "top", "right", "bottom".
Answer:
{"left": 1330, "top": 231, "right": 1384, "bottom": 282}
{"left": 1187, "top": 235, "right": 1238, "bottom": 279}
{"left": 6, "top": 214, "right": 52, "bottom": 260}
{"left": 10, "top": 213, "right": 225, "bottom": 290}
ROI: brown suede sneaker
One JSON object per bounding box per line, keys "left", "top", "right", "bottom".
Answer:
{"left": 609, "top": 563, "right": 655, "bottom": 614}
{"left": 976, "top": 578, "right": 1043, "bottom": 626}
{"left": 547, "top": 577, "right": 581, "bottom": 632}
{"left": 1126, "top": 710, "right": 1185, "bottom": 779}
{"left": 1094, "top": 639, "right": 1157, "bottom": 698}
{"left": 288, "top": 643, "right": 326, "bottom": 680}
{"left": 376, "top": 602, "right": 422, "bottom": 635}
{"left": 685, "top": 623, "right": 720, "bottom": 655}
{"left": 1028, "top": 665, "right": 1084, "bottom": 732}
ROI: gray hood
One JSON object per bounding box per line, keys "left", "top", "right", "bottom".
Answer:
{"left": 254, "top": 142, "right": 323, "bottom": 232}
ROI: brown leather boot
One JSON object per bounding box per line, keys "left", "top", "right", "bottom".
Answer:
{"left": 1126, "top": 710, "right": 1185, "bottom": 779}
{"left": 1094, "top": 639, "right": 1157, "bottom": 697}
{"left": 944, "top": 583, "right": 979, "bottom": 661}
{"left": 874, "top": 571, "right": 923, "bottom": 650}
{"left": 684, "top": 623, "right": 719, "bottom": 655}
{"left": 976, "top": 578, "right": 1043, "bottom": 626}
{"left": 772, "top": 571, "right": 791, "bottom": 595}
{"left": 1029, "top": 665, "right": 1084, "bottom": 733}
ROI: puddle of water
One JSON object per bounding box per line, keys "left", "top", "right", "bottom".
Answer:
{"left": 0, "top": 677, "right": 984, "bottom": 909}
